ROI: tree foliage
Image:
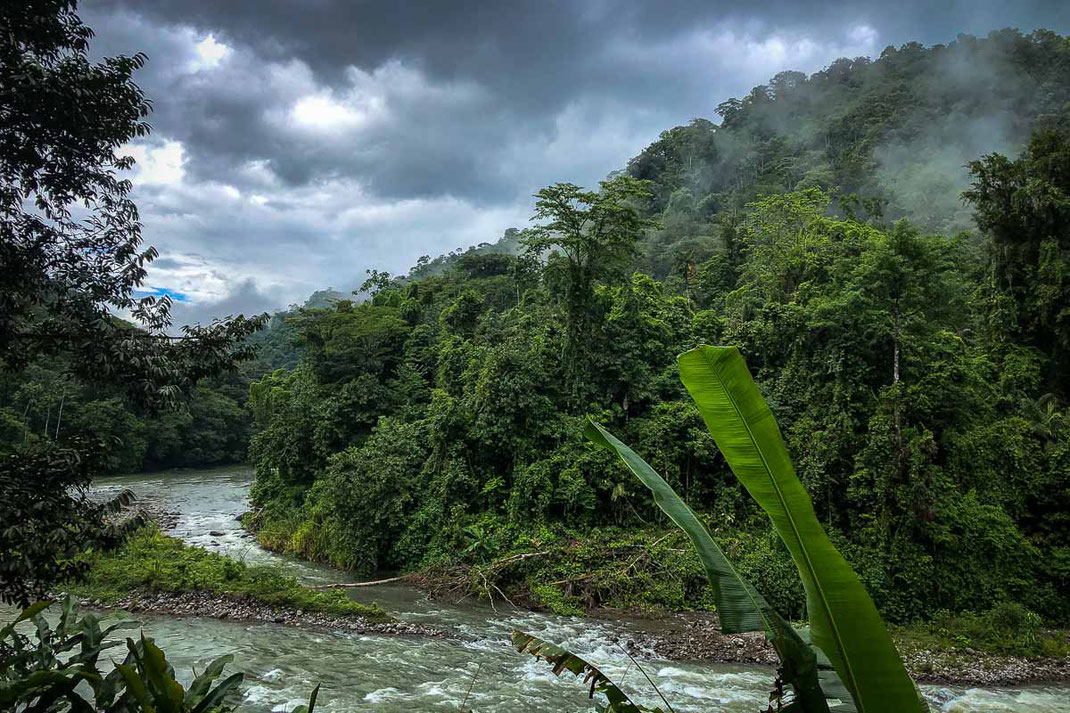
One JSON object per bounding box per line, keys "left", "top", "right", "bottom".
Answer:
{"left": 0, "top": 1, "right": 263, "bottom": 605}
{"left": 964, "top": 126, "right": 1070, "bottom": 395}
{"left": 247, "top": 179, "right": 1069, "bottom": 626}
{"left": 521, "top": 176, "right": 658, "bottom": 397}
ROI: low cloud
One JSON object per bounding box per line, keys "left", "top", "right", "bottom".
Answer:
{"left": 166, "top": 278, "right": 284, "bottom": 332}
{"left": 79, "top": 1, "right": 1070, "bottom": 326}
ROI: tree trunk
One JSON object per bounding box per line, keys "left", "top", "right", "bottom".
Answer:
{"left": 892, "top": 297, "right": 901, "bottom": 385}
{"left": 54, "top": 386, "right": 66, "bottom": 439}
{"left": 891, "top": 297, "right": 905, "bottom": 528}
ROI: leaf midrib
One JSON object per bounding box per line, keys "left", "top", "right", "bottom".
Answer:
{"left": 697, "top": 347, "right": 861, "bottom": 710}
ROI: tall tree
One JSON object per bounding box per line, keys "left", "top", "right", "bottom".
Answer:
{"left": 964, "top": 127, "right": 1070, "bottom": 396}
{"left": 521, "top": 176, "right": 655, "bottom": 399}
{"left": 0, "top": 1, "right": 263, "bottom": 605}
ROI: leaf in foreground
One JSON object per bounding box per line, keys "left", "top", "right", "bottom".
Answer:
{"left": 677, "top": 345, "right": 925, "bottom": 713}
{"left": 510, "top": 630, "right": 662, "bottom": 713}
{"left": 585, "top": 419, "right": 831, "bottom": 712}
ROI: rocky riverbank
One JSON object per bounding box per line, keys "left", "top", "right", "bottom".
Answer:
{"left": 74, "top": 588, "right": 446, "bottom": 638}
{"left": 123, "top": 489, "right": 1070, "bottom": 688}
{"left": 67, "top": 585, "right": 1070, "bottom": 687}
{"left": 622, "top": 611, "right": 1070, "bottom": 687}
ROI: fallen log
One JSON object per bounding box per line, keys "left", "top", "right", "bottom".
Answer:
{"left": 312, "top": 575, "right": 408, "bottom": 589}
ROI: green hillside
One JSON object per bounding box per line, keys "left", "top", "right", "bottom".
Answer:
{"left": 242, "top": 30, "right": 1070, "bottom": 625}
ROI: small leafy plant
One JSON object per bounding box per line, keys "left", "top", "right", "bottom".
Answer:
{"left": 0, "top": 597, "right": 318, "bottom": 713}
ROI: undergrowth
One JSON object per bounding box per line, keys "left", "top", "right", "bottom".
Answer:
{"left": 894, "top": 602, "right": 1070, "bottom": 659}
{"left": 67, "top": 526, "right": 389, "bottom": 622}
{"left": 243, "top": 512, "right": 1069, "bottom": 660}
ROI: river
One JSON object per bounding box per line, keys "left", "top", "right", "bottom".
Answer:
{"left": 34, "top": 465, "right": 1067, "bottom": 711}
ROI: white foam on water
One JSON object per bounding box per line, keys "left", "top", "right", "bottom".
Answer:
{"left": 241, "top": 685, "right": 276, "bottom": 706}
{"left": 363, "top": 687, "right": 400, "bottom": 703}
{"left": 259, "top": 669, "right": 284, "bottom": 682}
{"left": 927, "top": 685, "right": 1070, "bottom": 712}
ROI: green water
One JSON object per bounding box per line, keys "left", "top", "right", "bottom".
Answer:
{"left": 59, "top": 466, "right": 1066, "bottom": 711}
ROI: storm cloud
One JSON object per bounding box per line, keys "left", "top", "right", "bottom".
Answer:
{"left": 78, "top": 1, "right": 1070, "bottom": 324}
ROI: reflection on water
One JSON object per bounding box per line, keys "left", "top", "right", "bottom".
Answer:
{"left": 72, "top": 467, "right": 1068, "bottom": 712}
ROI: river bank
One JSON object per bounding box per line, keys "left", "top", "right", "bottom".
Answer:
{"left": 62, "top": 580, "right": 1070, "bottom": 688}
{"left": 71, "top": 526, "right": 1070, "bottom": 689}
{"left": 70, "top": 588, "right": 444, "bottom": 638}
{"left": 87, "top": 466, "right": 1070, "bottom": 712}
{"left": 245, "top": 503, "right": 1070, "bottom": 688}
{"left": 240, "top": 507, "right": 1070, "bottom": 686}
{"left": 396, "top": 569, "right": 1070, "bottom": 687}
{"left": 615, "top": 611, "right": 1070, "bottom": 687}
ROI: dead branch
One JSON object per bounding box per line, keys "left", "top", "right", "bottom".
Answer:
{"left": 312, "top": 575, "right": 408, "bottom": 590}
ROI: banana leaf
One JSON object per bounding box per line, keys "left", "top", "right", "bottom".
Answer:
{"left": 585, "top": 419, "right": 830, "bottom": 713}
{"left": 136, "top": 635, "right": 186, "bottom": 713}
{"left": 511, "top": 630, "right": 661, "bottom": 713}
{"left": 290, "top": 683, "right": 320, "bottom": 713}
{"left": 677, "top": 345, "right": 925, "bottom": 713}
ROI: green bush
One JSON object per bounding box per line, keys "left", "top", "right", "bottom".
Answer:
{"left": 904, "top": 602, "right": 1067, "bottom": 658}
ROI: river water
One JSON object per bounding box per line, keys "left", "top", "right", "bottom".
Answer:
{"left": 23, "top": 465, "right": 1067, "bottom": 712}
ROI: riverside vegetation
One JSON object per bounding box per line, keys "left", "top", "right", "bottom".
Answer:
{"left": 65, "top": 526, "right": 387, "bottom": 622}
{"left": 245, "top": 33, "right": 1070, "bottom": 635}
{"left": 512, "top": 346, "right": 928, "bottom": 712}
{"left": 2, "top": 1, "right": 1070, "bottom": 711}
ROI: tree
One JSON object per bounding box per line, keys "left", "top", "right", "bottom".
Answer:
{"left": 0, "top": 1, "right": 263, "bottom": 605}
{"left": 626, "top": 119, "right": 718, "bottom": 209}
{"left": 964, "top": 127, "right": 1070, "bottom": 396}
{"left": 0, "top": 2, "right": 262, "bottom": 403}
{"left": 521, "top": 176, "right": 656, "bottom": 397}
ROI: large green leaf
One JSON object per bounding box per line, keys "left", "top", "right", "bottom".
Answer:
{"left": 185, "top": 654, "right": 235, "bottom": 709}
{"left": 677, "top": 345, "right": 924, "bottom": 713}
{"left": 131, "top": 636, "right": 185, "bottom": 713}
{"left": 585, "top": 419, "right": 830, "bottom": 713}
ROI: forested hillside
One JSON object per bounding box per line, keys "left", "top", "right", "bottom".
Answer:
{"left": 241, "top": 29, "right": 1070, "bottom": 625}
{"left": 241, "top": 29, "right": 1070, "bottom": 626}
{"left": 628, "top": 28, "right": 1070, "bottom": 234}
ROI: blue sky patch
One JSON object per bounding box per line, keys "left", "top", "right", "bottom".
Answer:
{"left": 135, "top": 287, "right": 190, "bottom": 303}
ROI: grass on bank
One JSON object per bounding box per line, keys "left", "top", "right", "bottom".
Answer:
{"left": 67, "top": 526, "right": 390, "bottom": 622}
{"left": 892, "top": 603, "right": 1070, "bottom": 660}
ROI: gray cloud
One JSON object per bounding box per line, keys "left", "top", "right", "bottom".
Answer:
{"left": 76, "top": 1, "right": 1070, "bottom": 325}
{"left": 166, "top": 278, "right": 283, "bottom": 331}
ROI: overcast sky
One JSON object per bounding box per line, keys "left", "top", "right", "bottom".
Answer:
{"left": 81, "top": 1, "right": 1070, "bottom": 325}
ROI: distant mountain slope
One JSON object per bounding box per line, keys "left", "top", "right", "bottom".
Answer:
{"left": 252, "top": 29, "right": 1070, "bottom": 362}
{"left": 628, "top": 29, "right": 1070, "bottom": 234}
